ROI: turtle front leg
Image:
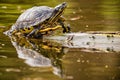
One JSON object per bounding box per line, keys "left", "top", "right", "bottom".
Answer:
{"left": 58, "top": 20, "right": 71, "bottom": 33}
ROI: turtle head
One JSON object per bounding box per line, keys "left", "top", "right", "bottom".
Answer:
{"left": 54, "top": 2, "right": 67, "bottom": 12}
{"left": 49, "top": 2, "right": 67, "bottom": 22}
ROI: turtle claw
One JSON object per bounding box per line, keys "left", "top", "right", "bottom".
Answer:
{"left": 62, "top": 24, "right": 71, "bottom": 33}
{"left": 67, "top": 24, "right": 71, "bottom": 33}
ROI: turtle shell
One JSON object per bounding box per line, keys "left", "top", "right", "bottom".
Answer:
{"left": 12, "top": 6, "right": 54, "bottom": 30}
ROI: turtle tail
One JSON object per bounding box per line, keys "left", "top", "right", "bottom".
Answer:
{"left": 3, "top": 30, "right": 13, "bottom": 36}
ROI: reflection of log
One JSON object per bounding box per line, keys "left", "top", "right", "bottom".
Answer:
{"left": 64, "top": 48, "right": 101, "bottom": 52}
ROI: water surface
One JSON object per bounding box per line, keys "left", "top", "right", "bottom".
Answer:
{"left": 0, "top": 0, "right": 120, "bottom": 80}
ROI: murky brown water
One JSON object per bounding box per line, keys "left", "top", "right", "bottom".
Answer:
{"left": 0, "top": 0, "right": 120, "bottom": 80}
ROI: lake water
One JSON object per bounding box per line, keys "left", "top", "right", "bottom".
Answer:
{"left": 0, "top": 0, "right": 120, "bottom": 80}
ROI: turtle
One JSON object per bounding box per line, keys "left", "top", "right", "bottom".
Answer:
{"left": 6, "top": 2, "right": 70, "bottom": 38}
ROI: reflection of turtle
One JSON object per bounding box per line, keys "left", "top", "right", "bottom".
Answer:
{"left": 9, "top": 34, "right": 65, "bottom": 77}
{"left": 7, "top": 2, "right": 70, "bottom": 38}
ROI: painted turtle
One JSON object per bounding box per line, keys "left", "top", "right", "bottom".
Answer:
{"left": 6, "top": 2, "right": 70, "bottom": 38}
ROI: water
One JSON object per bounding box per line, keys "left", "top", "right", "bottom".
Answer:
{"left": 0, "top": 0, "right": 120, "bottom": 80}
